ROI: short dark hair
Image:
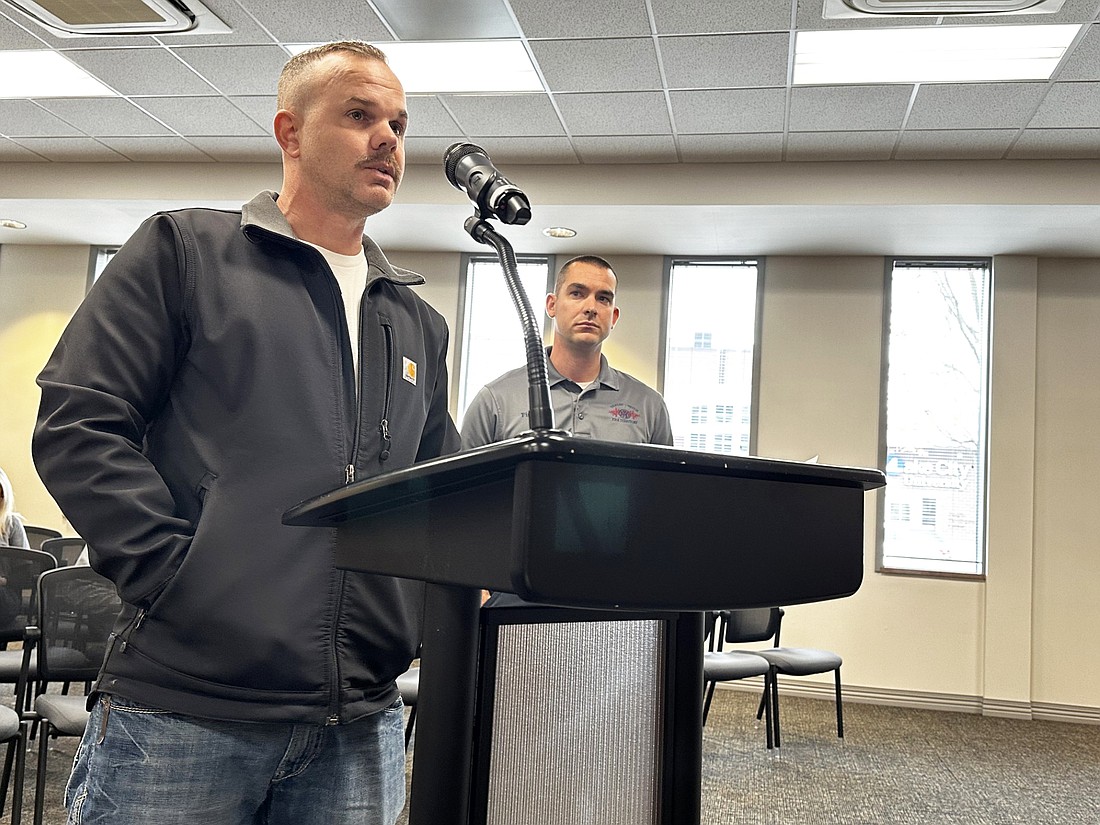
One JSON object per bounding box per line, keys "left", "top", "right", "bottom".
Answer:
{"left": 554, "top": 255, "right": 615, "bottom": 293}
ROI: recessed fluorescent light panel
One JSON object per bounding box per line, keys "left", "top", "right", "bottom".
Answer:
{"left": 2, "top": 0, "right": 228, "bottom": 36}
{"left": 794, "top": 24, "right": 1082, "bottom": 84}
{"left": 0, "top": 50, "right": 116, "bottom": 98}
{"left": 287, "top": 41, "right": 543, "bottom": 94}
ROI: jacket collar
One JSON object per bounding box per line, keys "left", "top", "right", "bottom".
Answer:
{"left": 240, "top": 191, "right": 425, "bottom": 287}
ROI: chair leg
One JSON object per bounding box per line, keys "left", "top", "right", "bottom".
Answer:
{"left": 770, "top": 667, "right": 781, "bottom": 748}
{"left": 404, "top": 705, "right": 417, "bottom": 751}
{"left": 762, "top": 672, "right": 773, "bottom": 750}
{"left": 11, "top": 722, "right": 26, "bottom": 825}
{"left": 702, "top": 679, "right": 717, "bottom": 725}
{"left": 834, "top": 667, "right": 844, "bottom": 739}
{"left": 34, "top": 721, "right": 50, "bottom": 825}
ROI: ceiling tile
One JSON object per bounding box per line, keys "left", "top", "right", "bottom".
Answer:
{"left": 231, "top": 0, "right": 392, "bottom": 43}
{"left": 442, "top": 94, "right": 564, "bottom": 137}
{"left": 0, "top": 101, "right": 83, "bottom": 138}
{"left": 573, "top": 135, "right": 678, "bottom": 163}
{"left": 172, "top": 45, "right": 290, "bottom": 96}
{"left": 678, "top": 133, "right": 784, "bottom": 162}
{"left": 98, "top": 137, "right": 215, "bottom": 161}
{"left": 405, "top": 136, "right": 464, "bottom": 165}
{"left": 907, "top": 83, "right": 1047, "bottom": 130}
{"left": 1028, "top": 81, "right": 1100, "bottom": 128}
{"left": 895, "top": 129, "right": 1016, "bottom": 160}
{"left": 464, "top": 136, "right": 580, "bottom": 164}
{"left": 785, "top": 130, "right": 897, "bottom": 161}
{"left": 0, "top": 137, "right": 46, "bottom": 161}
{"left": 64, "top": 48, "right": 217, "bottom": 97}
{"left": 508, "top": 0, "right": 652, "bottom": 39}
{"left": 0, "top": 11, "right": 47, "bottom": 48}
{"left": 38, "top": 98, "right": 173, "bottom": 137}
{"left": 7, "top": 136, "right": 127, "bottom": 161}
{"left": 1008, "top": 128, "right": 1100, "bottom": 159}
{"left": 651, "top": 0, "right": 793, "bottom": 35}
{"left": 134, "top": 97, "right": 270, "bottom": 137}
{"left": 671, "top": 88, "right": 787, "bottom": 134}
{"left": 659, "top": 33, "right": 790, "bottom": 89}
{"left": 530, "top": 39, "right": 662, "bottom": 93}
{"left": 229, "top": 96, "right": 278, "bottom": 131}
{"left": 555, "top": 92, "right": 671, "bottom": 136}
{"left": 789, "top": 85, "right": 913, "bottom": 132}
{"left": 405, "top": 96, "right": 462, "bottom": 137}
{"left": 185, "top": 136, "right": 281, "bottom": 162}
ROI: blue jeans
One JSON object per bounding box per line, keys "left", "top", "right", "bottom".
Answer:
{"left": 66, "top": 694, "right": 407, "bottom": 825}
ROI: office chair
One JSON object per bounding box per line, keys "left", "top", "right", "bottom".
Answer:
{"left": 13, "top": 566, "right": 121, "bottom": 825}
{"left": 701, "top": 612, "right": 773, "bottom": 747}
{"left": 396, "top": 665, "right": 419, "bottom": 749}
{"left": 17, "top": 528, "right": 61, "bottom": 553}
{"left": 0, "top": 704, "right": 25, "bottom": 824}
{"left": 720, "top": 607, "right": 844, "bottom": 749}
{"left": 37, "top": 538, "right": 87, "bottom": 568}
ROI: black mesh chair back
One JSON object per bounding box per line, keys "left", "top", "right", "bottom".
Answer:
{"left": 37, "top": 538, "right": 87, "bottom": 568}
{"left": 19, "top": 527, "right": 61, "bottom": 553}
{"left": 0, "top": 547, "right": 58, "bottom": 647}
{"left": 34, "top": 566, "right": 121, "bottom": 685}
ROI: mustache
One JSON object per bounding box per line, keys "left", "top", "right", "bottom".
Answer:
{"left": 359, "top": 152, "right": 401, "bottom": 180}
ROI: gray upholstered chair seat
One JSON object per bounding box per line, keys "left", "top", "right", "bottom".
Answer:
{"left": 703, "top": 651, "right": 770, "bottom": 681}
{"left": 0, "top": 706, "right": 17, "bottom": 741}
{"left": 33, "top": 694, "right": 89, "bottom": 737}
{"left": 756, "top": 648, "right": 842, "bottom": 676}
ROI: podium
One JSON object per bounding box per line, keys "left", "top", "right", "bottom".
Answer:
{"left": 285, "top": 432, "right": 885, "bottom": 825}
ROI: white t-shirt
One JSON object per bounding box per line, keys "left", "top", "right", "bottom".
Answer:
{"left": 309, "top": 243, "right": 369, "bottom": 383}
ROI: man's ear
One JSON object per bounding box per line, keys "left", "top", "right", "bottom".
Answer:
{"left": 545, "top": 292, "right": 556, "bottom": 318}
{"left": 611, "top": 306, "right": 620, "bottom": 328}
{"left": 274, "top": 110, "right": 300, "bottom": 157}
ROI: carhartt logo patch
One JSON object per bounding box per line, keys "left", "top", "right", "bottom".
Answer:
{"left": 402, "top": 357, "right": 417, "bottom": 385}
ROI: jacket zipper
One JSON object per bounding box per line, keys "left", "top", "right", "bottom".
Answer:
{"left": 379, "top": 320, "right": 395, "bottom": 464}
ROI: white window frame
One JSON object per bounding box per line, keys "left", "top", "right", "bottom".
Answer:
{"left": 454, "top": 253, "right": 552, "bottom": 425}
{"left": 878, "top": 257, "right": 992, "bottom": 579}
{"left": 660, "top": 257, "right": 762, "bottom": 455}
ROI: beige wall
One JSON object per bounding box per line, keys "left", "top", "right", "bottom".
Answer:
{"left": 3, "top": 218, "right": 1098, "bottom": 720}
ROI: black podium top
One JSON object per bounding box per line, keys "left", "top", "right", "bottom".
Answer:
{"left": 285, "top": 432, "right": 885, "bottom": 611}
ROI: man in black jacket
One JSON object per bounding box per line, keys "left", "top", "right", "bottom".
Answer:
{"left": 33, "top": 41, "right": 459, "bottom": 825}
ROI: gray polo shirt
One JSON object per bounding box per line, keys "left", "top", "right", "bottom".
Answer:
{"left": 461, "top": 348, "right": 673, "bottom": 449}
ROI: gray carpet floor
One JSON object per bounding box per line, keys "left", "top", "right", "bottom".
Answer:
{"left": 5, "top": 687, "right": 1098, "bottom": 824}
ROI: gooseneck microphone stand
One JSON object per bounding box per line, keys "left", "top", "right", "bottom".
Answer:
{"left": 463, "top": 214, "right": 556, "bottom": 432}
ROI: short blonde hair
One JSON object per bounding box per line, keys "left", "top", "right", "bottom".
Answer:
{"left": 277, "top": 41, "right": 390, "bottom": 113}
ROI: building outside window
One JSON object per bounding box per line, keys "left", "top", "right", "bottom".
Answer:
{"left": 880, "top": 258, "right": 991, "bottom": 577}
{"left": 456, "top": 255, "right": 552, "bottom": 424}
{"left": 662, "top": 259, "right": 760, "bottom": 454}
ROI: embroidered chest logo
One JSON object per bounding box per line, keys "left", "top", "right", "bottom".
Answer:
{"left": 402, "top": 357, "right": 417, "bottom": 386}
{"left": 608, "top": 404, "right": 640, "bottom": 424}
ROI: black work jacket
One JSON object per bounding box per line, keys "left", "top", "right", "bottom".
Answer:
{"left": 33, "top": 192, "right": 460, "bottom": 723}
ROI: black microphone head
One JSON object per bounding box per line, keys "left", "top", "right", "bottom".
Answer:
{"left": 443, "top": 142, "right": 484, "bottom": 189}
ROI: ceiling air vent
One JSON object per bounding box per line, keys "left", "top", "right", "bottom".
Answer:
{"left": 824, "top": 0, "right": 1065, "bottom": 15}
{"left": 3, "top": 0, "right": 228, "bottom": 36}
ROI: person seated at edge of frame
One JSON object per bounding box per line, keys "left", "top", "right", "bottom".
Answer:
{"left": 32, "top": 40, "right": 459, "bottom": 825}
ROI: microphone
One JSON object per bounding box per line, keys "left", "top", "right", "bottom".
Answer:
{"left": 443, "top": 142, "right": 532, "bottom": 225}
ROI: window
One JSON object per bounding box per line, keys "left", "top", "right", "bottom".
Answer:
{"left": 662, "top": 259, "right": 760, "bottom": 454}
{"left": 87, "top": 246, "right": 118, "bottom": 289}
{"left": 456, "top": 255, "right": 552, "bottom": 423}
{"left": 880, "top": 259, "right": 991, "bottom": 577}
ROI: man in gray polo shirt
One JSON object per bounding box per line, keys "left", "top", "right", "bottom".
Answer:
{"left": 461, "top": 254, "right": 672, "bottom": 447}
